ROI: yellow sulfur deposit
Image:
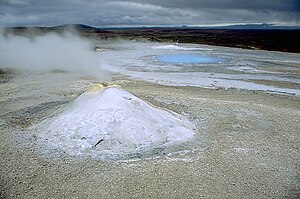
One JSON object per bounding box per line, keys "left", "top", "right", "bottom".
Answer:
{"left": 88, "top": 83, "right": 120, "bottom": 93}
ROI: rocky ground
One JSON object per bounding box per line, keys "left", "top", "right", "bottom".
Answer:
{"left": 1, "top": 72, "right": 299, "bottom": 198}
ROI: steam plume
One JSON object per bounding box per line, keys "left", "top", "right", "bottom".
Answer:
{"left": 0, "top": 29, "right": 110, "bottom": 82}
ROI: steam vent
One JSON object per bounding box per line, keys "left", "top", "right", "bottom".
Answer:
{"left": 39, "top": 84, "right": 195, "bottom": 160}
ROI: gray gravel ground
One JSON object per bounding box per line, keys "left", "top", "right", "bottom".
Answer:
{"left": 1, "top": 73, "right": 299, "bottom": 198}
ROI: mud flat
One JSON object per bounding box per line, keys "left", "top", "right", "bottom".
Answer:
{"left": 1, "top": 73, "right": 299, "bottom": 198}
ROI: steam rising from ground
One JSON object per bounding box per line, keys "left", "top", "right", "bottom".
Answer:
{"left": 0, "top": 30, "right": 110, "bottom": 82}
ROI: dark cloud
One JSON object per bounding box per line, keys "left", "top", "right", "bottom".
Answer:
{"left": 132, "top": 0, "right": 300, "bottom": 12}
{"left": 0, "top": 0, "right": 299, "bottom": 27}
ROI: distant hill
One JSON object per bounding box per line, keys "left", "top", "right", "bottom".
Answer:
{"left": 3, "top": 24, "right": 110, "bottom": 34}
{"left": 173, "top": 23, "right": 300, "bottom": 30}
{"left": 2, "top": 24, "right": 299, "bottom": 52}
{"left": 4, "top": 23, "right": 299, "bottom": 31}
{"left": 100, "top": 23, "right": 300, "bottom": 30}
{"left": 50, "top": 24, "right": 110, "bottom": 33}
{"left": 212, "top": 23, "right": 300, "bottom": 30}
{"left": 52, "top": 24, "right": 98, "bottom": 30}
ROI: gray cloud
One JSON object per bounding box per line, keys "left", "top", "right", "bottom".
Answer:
{"left": 0, "top": 0, "right": 299, "bottom": 27}
{"left": 132, "top": 0, "right": 300, "bottom": 11}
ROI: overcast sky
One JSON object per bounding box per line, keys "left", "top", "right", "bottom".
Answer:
{"left": 0, "top": 0, "right": 299, "bottom": 27}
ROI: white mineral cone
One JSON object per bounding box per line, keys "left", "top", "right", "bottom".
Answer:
{"left": 40, "top": 84, "right": 195, "bottom": 159}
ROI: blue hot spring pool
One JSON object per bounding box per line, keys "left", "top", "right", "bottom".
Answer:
{"left": 155, "top": 54, "right": 224, "bottom": 64}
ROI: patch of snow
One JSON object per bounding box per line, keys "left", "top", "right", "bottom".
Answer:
{"left": 152, "top": 44, "right": 211, "bottom": 51}
{"left": 126, "top": 71, "right": 300, "bottom": 96}
{"left": 227, "top": 66, "right": 264, "bottom": 73}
